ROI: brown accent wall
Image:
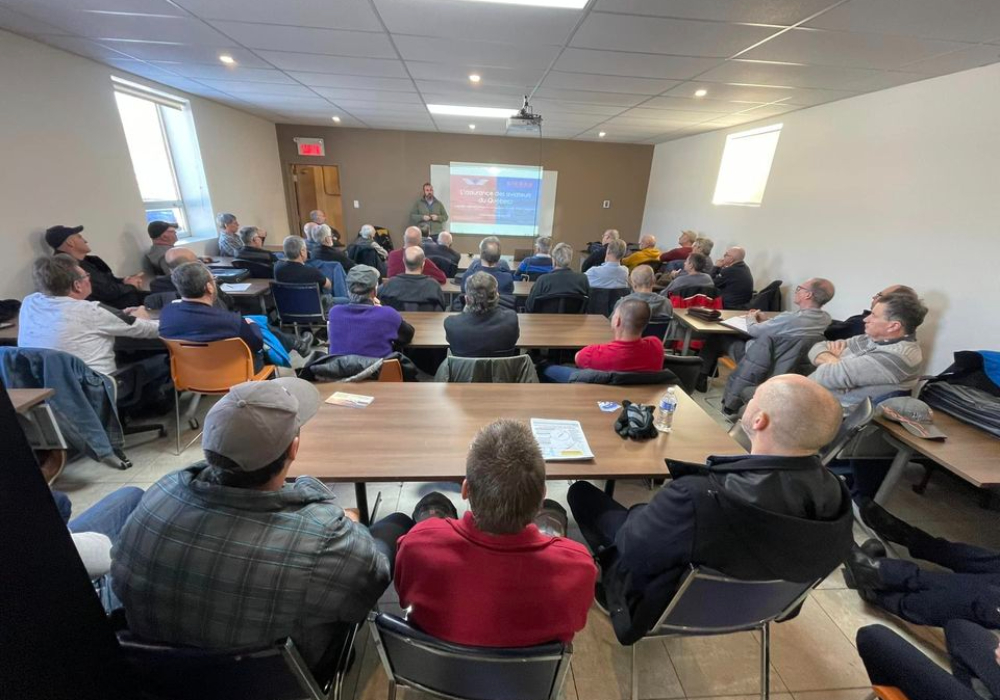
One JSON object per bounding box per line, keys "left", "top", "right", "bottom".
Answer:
{"left": 275, "top": 125, "right": 654, "bottom": 256}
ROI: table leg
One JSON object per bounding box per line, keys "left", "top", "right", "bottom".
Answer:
{"left": 681, "top": 328, "right": 692, "bottom": 355}
{"left": 604, "top": 479, "right": 616, "bottom": 497}
{"left": 355, "top": 482, "right": 370, "bottom": 526}
{"left": 873, "top": 444, "right": 915, "bottom": 505}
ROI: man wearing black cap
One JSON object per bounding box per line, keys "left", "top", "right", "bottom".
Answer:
{"left": 45, "top": 225, "right": 146, "bottom": 309}
{"left": 145, "top": 221, "right": 178, "bottom": 276}
{"left": 112, "top": 378, "right": 392, "bottom": 683}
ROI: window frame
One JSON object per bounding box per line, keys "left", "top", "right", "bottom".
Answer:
{"left": 711, "top": 123, "right": 783, "bottom": 208}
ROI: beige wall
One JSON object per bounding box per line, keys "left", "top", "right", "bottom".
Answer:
{"left": 274, "top": 125, "right": 654, "bottom": 257}
{"left": 0, "top": 29, "right": 286, "bottom": 298}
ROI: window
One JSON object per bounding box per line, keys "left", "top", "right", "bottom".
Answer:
{"left": 712, "top": 123, "right": 782, "bottom": 207}
{"left": 112, "top": 77, "right": 213, "bottom": 238}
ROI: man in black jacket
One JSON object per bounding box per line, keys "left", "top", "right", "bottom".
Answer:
{"left": 568, "top": 374, "right": 854, "bottom": 644}
{"left": 580, "top": 229, "right": 621, "bottom": 273}
{"left": 711, "top": 246, "right": 754, "bottom": 308}
{"left": 422, "top": 231, "right": 461, "bottom": 267}
{"left": 525, "top": 242, "right": 590, "bottom": 312}
{"left": 45, "top": 225, "right": 146, "bottom": 309}
{"left": 377, "top": 247, "right": 446, "bottom": 311}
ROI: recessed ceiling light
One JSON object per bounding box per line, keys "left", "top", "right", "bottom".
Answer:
{"left": 469, "top": 74, "right": 481, "bottom": 83}
{"left": 332, "top": 116, "right": 341, "bottom": 123}
{"left": 453, "top": 0, "right": 587, "bottom": 7}
{"left": 694, "top": 88, "right": 708, "bottom": 97}
{"left": 219, "top": 55, "right": 236, "bottom": 65}
{"left": 598, "top": 131, "right": 606, "bottom": 138}
{"left": 469, "top": 124, "right": 476, "bottom": 130}
{"left": 428, "top": 104, "right": 517, "bottom": 118}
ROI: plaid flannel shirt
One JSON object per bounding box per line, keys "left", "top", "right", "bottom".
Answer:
{"left": 111, "top": 465, "right": 390, "bottom": 668}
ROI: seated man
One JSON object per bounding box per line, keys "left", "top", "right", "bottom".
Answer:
{"left": 585, "top": 239, "right": 629, "bottom": 290}
{"left": 658, "top": 229, "right": 696, "bottom": 264}
{"left": 663, "top": 252, "right": 715, "bottom": 296}
{"left": 525, "top": 243, "right": 589, "bottom": 312}
{"left": 541, "top": 299, "right": 662, "bottom": 382}
{"left": 422, "top": 231, "right": 461, "bottom": 267}
{"left": 19, "top": 255, "right": 158, "bottom": 376}
{"left": 460, "top": 238, "right": 514, "bottom": 295}
{"left": 308, "top": 210, "right": 341, "bottom": 245}
{"left": 390, "top": 419, "right": 596, "bottom": 646}
{"left": 581, "top": 228, "right": 621, "bottom": 273}
{"left": 517, "top": 236, "right": 554, "bottom": 277}
{"left": 808, "top": 291, "right": 927, "bottom": 406}
{"left": 824, "top": 285, "right": 916, "bottom": 341}
{"left": 235, "top": 226, "right": 277, "bottom": 265}
{"left": 386, "top": 227, "right": 446, "bottom": 283}
{"left": 275, "top": 236, "right": 333, "bottom": 308}
{"left": 378, "top": 247, "right": 446, "bottom": 311}
{"left": 613, "top": 265, "right": 673, "bottom": 318}
{"left": 328, "top": 265, "right": 414, "bottom": 357}
{"left": 697, "top": 277, "right": 835, "bottom": 389}
{"left": 848, "top": 498, "right": 1000, "bottom": 632}
{"left": 711, "top": 246, "right": 754, "bottom": 308}
{"left": 157, "top": 262, "right": 270, "bottom": 370}
{"left": 622, "top": 234, "right": 661, "bottom": 271}
{"left": 569, "top": 374, "right": 854, "bottom": 644}
{"left": 145, "top": 221, "right": 178, "bottom": 276}
{"left": 304, "top": 222, "right": 354, "bottom": 271}
{"left": 347, "top": 224, "right": 387, "bottom": 272}
{"left": 216, "top": 212, "right": 242, "bottom": 257}
{"left": 112, "top": 379, "right": 391, "bottom": 682}
{"left": 46, "top": 225, "right": 145, "bottom": 309}
{"left": 445, "top": 272, "right": 519, "bottom": 358}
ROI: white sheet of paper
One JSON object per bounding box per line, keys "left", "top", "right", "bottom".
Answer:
{"left": 530, "top": 418, "right": 594, "bottom": 461}
{"left": 220, "top": 283, "right": 251, "bottom": 292}
{"left": 721, "top": 315, "right": 750, "bottom": 333}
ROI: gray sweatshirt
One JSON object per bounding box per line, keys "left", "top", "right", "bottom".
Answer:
{"left": 808, "top": 334, "right": 923, "bottom": 406}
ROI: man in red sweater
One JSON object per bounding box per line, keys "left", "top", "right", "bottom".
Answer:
{"left": 542, "top": 298, "right": 664, "bottom": 382}
{"left": 658, "top": 229, "right": 696, "bottom": 263}
{"left": 386, "top": 226, "right": 446, "bottom": 283}
{"left": 391, "top": 419, "right": 596, "bottom": 647}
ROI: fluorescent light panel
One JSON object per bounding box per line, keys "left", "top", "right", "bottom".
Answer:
{"left": 451, "top": 0, "right": 587, "bottom": 8}
{"left": 427, "top": 104, "right": 516, "bottom": 118}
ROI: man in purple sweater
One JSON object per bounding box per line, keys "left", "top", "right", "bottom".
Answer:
{"left": 328, "top": 265, "right": 414, "bottom": 357}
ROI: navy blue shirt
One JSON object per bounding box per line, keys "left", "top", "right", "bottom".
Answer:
{"left": 158, "top": 300, "right": 263, "bottom": 357}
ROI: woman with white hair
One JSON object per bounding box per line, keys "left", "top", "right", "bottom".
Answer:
{"left": 305, "top": 222, "right": 355, "bottom": 271}
{"left": 443, "top": 272, "right": 520, "bottom": 358}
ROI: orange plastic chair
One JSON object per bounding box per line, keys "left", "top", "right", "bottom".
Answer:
{"left": 161, "top": 338, "right": 276, "bottom": 454}
{"left": 377, "top": 359, "right": 404, "bottom": 383}
{"left": 873, "top": 687, "right": 911, "bottom": 700}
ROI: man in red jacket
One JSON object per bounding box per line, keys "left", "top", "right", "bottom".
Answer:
{"left": 386, "top": 227, "right": 446, "bottom": 283}
{"left": 390, "top": 419, "right": 596, "bottom": 647}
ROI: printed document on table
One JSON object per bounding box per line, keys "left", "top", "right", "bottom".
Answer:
{"left": 530, "top": 418, "right": 594, "bottom": 461}
{"left": 721, "top": 315, "right": 749, "bottom": 333}
{"left": 220, "top": 283, "right": 251, "bottom": 292}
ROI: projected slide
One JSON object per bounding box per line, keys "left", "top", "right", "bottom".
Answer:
{"left": 449, "top": 162, "right": 543, "bottom": 236}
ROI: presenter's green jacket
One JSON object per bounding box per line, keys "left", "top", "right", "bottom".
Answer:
{"left": 409, "top": 197, "right": 449, "bottom": 236}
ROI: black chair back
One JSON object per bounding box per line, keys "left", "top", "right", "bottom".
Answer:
{"left": 746, "top": 281, "right": 783, "bottom": 312}
{"left": 679, "top": 284, "right": 718, "bottom": 299}
{"left": 530, "top": 294, "right": 589, "bottom": 314}
{"left": 643, "top": 315, "right": 673, "bottom": 342}
{"left": 369, "top": 613, "right": 572, "bottom": 700}
{"left": 400, "top": 300, "right": 446, "bottom": 312}
{"left": 586, "top": 287, "right": 630, "bottom": 317}
{"left": 427, "top": 255, "right": 458, "bottom": 279}
{"left": 521, "top": 270, "right": 548, "bottom": 282}
{"left": 661, "top": 355, "right": 703, "bottom": 395}
{"left": 270, "top": 281, "right": 326, "bottom": 328}
{"left": 231, "top": 259, "right": 274, "bottom": 280}
{"left": 818, "top": 397, "right": 875, "bottom": 466}
{"left": 636, "top": 260, "right": 662, "bottom": 274}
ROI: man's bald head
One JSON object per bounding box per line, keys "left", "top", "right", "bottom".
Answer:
{"left": 612, "top": 298, "right": 651, "bottom": 339}
{"left": 728, "top": 246, "right": 746, "bottom": 262}
{"left": 403, "top": 245, "right": 425, "bottom": 273}
{"left": 742, "top": 375, "right": 842, "bottom": 455}
{"left": 164, "top": 247, "right": 198, "bottom": 270}
{"left": 638, "top": 234, "right": 657, "bottom": 249}
{"left": 629, "top": 265, "right": 655, "bottom": 291}
{"left": 403, "top": 226, "right": 423, "bottom": 246}
{"left": 438, "top": 231, "right": 453, "bottom": 247}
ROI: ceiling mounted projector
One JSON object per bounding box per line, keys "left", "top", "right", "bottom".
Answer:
{"left": 506, "top": 95, "right": 542, "bottom": 134}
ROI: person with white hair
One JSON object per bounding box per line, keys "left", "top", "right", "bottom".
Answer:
{"left": 659, "top": 230, "right": 697, "bottom": 264}
{"left": 444, "top": 272, "right": 519, "bottom": 357}
{"left": 517, "top": 236, "right": 554, "bottom": 277}
{"left": 581, "top": 229, "right": 621, "bottom": 273}
{"left": 347, "top": 224, "right": 387, "bottom": 272}
{"left": 585, "top": 239, "right": 629, "bottom": 290}
{"left": 622, "top": 234, "right": 662, "bottom": 271}
{"left": 304, "top": 222, "right": 354, "bottom": 271}
{"left": 386, "top": 227, "right": 446, "bottom": 283}
{"left": 525, "top": 243, "right": 589, "bottom": 312}
{"left": 275, "top": 236, "right": 333, "bottom": 310}
{"left": 422, "top": 231, "right": 461, "bottom": 267}
{"left": 216, "top": 212, "right": 242, "bottom": 257}
{"left": 464, "top": 236, "right": 512, "bottom": 280}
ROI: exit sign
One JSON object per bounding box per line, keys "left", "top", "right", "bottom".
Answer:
{"left": 294, "top": 137, "right": 325, "bottom": 157}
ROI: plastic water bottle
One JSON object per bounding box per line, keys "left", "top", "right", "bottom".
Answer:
{"left": 655, "top": 387, "right": 678, "bottom": 433}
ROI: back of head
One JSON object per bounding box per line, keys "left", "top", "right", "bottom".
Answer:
{"left": 438, "top": 231, "right": 453, "bottom": 247}
{"left": 680, "top": 230, "right": 697, "bottom": 245}
{"left": 346, "top": 264, "right": 379, "bottom": 302}
{"left": 629, "top": 264, "right": 654, "bottom": 290}
{"left": 746, "top": 375, "right": 842, "bottom": 453}
{"left": 165, "top": 247, "right": 198, "bottom": 270}
{"left": 616, "top": 297, "right": 651, "bottom": 335}
{"left": 359, "top": 224, "right": 375, "bottom": 239}
{"left": 403, "top": 226, "right": 422, "bottom": 246}
{"left": 480, "top": 240, "right": 501, "bottom": 265}
{"left": 729, "top": 246, "right": 746, "bottom": 262}
{"left": 535, "top": 236, "right": 551, "bottom": 254}
{"left": 606, "top": 239, "right": 627, "bottom": 261}
{"left": 465, "top": 271, "right": 499, "bottom": 314}
{"left": 640, "top": 234, "right": 657, "bottom": 249}
{"left": 303, "top": 222, "right": 321, "bottom": 241}
{"left": 309, "top": 210, "right": 323, "bottom": 224}
{"left": 216, "top": 212, "right": 236, "bottom": 229}
{"left": 878, "top": 292, "right": 928, "bottom": 334}
{"left": 147, "top": 220, "right": 173, "bottom": 240}
{"left": 32, "top": 255, "right": 79, "bottom": 296}
{"left": 171, "top": 262, "right": 213, "bottom": 299}
{"left": 694, "top": 237, "right": 714, "bottom": 256}
{"left": 807, "top": 278, "right": 835, "bottom": 307}
{"left": 238, "top": 226, "right": 258, "bottom": 246}
{"left": 283, "top": 235, "right": 305, "bottom": 260}
{"left": 479, "top": 235, "right": 500, "bottom": 254}
{"left": 883, "top": 284, "right": 917, "bottom": 298}
{"left": 466, "top": 419, "right": 545, "bottom": 535}
{"left": 551, "top": 242, "right": 573, "bottom": 269}
{"left": 687, "top": 252, "right": 710, "bottom": 273}
{"left": 403, "top": 245, "right": 425, "bottom": 272}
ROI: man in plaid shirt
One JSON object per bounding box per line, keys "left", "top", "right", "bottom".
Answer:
{"left": 112, "top": 378, "right": 391, "bottom": 680}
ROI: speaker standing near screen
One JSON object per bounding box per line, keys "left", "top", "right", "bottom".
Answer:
{"left": 410, "top": 182, "right": 449, "bottom": 237}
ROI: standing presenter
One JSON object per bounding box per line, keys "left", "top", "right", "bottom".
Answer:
{"left": 410, "top": 182, "right": 449, "bottom": 238}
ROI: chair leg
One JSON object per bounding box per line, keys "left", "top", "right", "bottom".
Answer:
{"left": 631, "top": 642, "right": 639, "bottom": 700}
{"left": 760, "top": 623, "right": 770, "bottom": 700}
{"left": 174, "top": 388, "right": 181, "bottom": 456}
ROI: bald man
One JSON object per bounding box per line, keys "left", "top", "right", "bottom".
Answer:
{"left": 824, "top": 284, "right": 917, "bottom": 341}
{"left": 711, "top": 246, "right": 754, "bottom": 308}
{"left": 622, "top": 234, "right": 662, "bottom": 271}
{"left": 569, "top": 374, "right": 854, "bottom": 644}
{"left": 581, "top": 228, "right": 621, "bottom": 273}
{"left": 422, "top": 230, "right": 461, "bottom": 267}
{"left": 377, "top": 246, "right": 446, "bottom": 312}
{"left": 386, "top": 226, "right": 447, "bottom": 283}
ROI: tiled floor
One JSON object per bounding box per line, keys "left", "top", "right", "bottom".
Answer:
{"left": 57, "top": 381, "right": 992, "bottom": 700}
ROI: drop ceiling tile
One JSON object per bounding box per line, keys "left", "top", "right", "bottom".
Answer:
{"left": 697, "top": 58, "right": 918, "bottom": 90}
{"left": 232, "top": 95, "right": 333, "bottom": 108}
{"left": 615, "top": 107, "right": 724, "bottom": 123}
{"left": 414, "top": 80, "right": 529, "bottom": 98}
{"left": 420, "top": 92, "right": 525, "bottom": 109}
{"left": 641, "top": 95, "right": 766, "bottom": 112}
{"left": 105, "top": 58, "right": 187, "bottom": 81}
{"left": 897, "top": 44, "right": 1000, "bottom": 76}
{"left": 169, "top": 0, "right": 383, "bottom": 31}
{"left": 592, "top": 0, "right": 838, "bottom": 25}
{"left": 531, "top": 87, "right": 648, "bottom": 106}
{"left": 257, "top": 51, "right": 408, "bottom": 77}
{"left": 541, "top": 72, "right": 679, "bottom": 95}
{"left": 113, "top": 43, "right": 269, "bottom": 67}
{"left": 0, "top": 5, "right": 71, "bottom": 35}
{"left": 663, "top": 80, "right": 796, "bottom": 102}
{"left": 34, "top": 36, "right": 134, "bottom": 60}
{"left": 2, "top": 0, "right": 183, "bottom": 14}
{"left": 373, "top": 0, "right": 580, "bottom": 46}
{"left": 528, "top": 99, "right": 630, "bottom": 116}
{"left": 148, "top": 62, "right": 293, "bottom": 82}
{"left": 196, "top": 80, "right": 318, "bottom": 97}
{"left": 332, "top": 99, "right": 430, "bottom": 113}
{"left": 394, "top": 35, "right": 560, "bottom": 70}
{"left": 406, "top": 61, "right": 546, "bottom": 87}
{"left": 312, "top": 87, "right": 425, "bottom": 104}
{"left": 289, "top": 72, "right": 416, "bottom": 91}
{"left": 554, "top": 48, "right": 723, "bottom": 80}
{"left": 571, "top": 14, "right": 779, "bottom": 57}
{"left": 208, "top": 21, "right": 396, "bottom": 59}
{"left": 25, "top": 10, "right": 237, "bottom": 46}
{"left": 281, "top": 114, "right": 367, "bottom": 127}
{"left": 804, "top": 0, "right": 1000, "bottom": 43}
{"left": 839, "top": 69, "right": 933, "bottom": 91}
{"left": 743, "top": 27, "right": 975, "bottom": 69}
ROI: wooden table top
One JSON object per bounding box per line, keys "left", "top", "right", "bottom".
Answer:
{"left": 218, "top": 278, "right": 271, "bottom": 297}
{"left": 674, "top": 309, "right": 778, "bottom": 334}
{"left": 8, "top": 388, "right": 54, "bottom": 414}
{"left": 400, "top": 312, "right": 613, "bottom": 349}
{"left": 289, "top": 383, "right": 744, "bottom": 482}
{"left": 441, "top": 280, "right": 534, "bottom": 297}
{"left": 876, "top": 414, "right": 1000, "bottom": 488}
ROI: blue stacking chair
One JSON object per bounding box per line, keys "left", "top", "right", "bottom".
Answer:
{"left": 270, "top": 281, "right": 327, "bottom": 340}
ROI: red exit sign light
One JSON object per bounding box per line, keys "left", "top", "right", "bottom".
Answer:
{"left": 294, "top": 138, "right": 325, "bottom": 157}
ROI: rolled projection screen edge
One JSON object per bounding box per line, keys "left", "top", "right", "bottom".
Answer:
{"left": 430, "top": 163, "right": 557, "bottom": 237}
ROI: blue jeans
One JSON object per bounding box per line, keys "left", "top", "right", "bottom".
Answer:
{"left": 541, "top": 364, "right": 576, "bottom": 383}
{"left": 67, "top": 486, "right": 144, "bottom": 541}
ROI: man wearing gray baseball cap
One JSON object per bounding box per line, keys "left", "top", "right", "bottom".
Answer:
{"left": 111, "top": 378, "right": 391, "bottom": 682}
{"left": 327, "top": 264, "right": 414, "bottom": 357}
